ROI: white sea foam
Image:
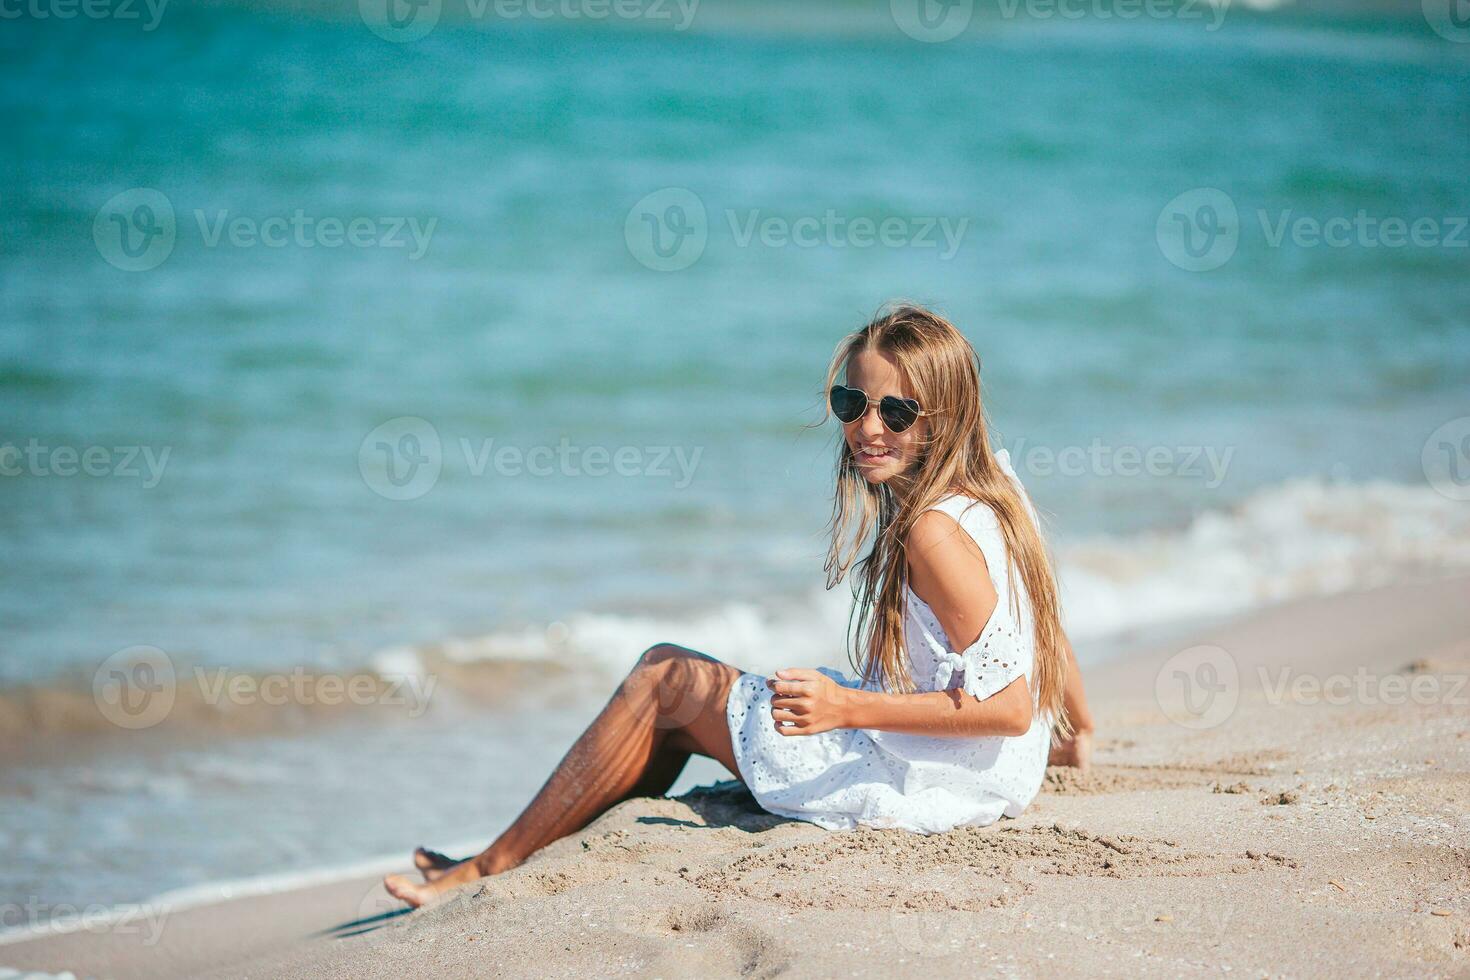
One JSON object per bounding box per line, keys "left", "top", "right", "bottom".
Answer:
{"left": 1061, "top": 478, "right": 1470, "bottom": 641}
{"left": 376, "top": 478, "right": 1470, "bottom": 676}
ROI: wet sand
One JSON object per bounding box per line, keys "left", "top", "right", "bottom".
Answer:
{"left": 4, "top": 576, "right": 1468, "bottom": 979}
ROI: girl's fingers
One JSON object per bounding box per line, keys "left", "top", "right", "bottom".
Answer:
{"left": 770, "top": 708, "right": 801, "bottom": 723}
{"left": 769, "top": 696, "right": 809, "bottom": 713}
{"left": 768, "top": 679, "right": 813, "bottom": 696}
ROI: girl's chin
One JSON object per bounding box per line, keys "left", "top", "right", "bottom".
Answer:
{"left": 854, "top": 459, "right": 904, "bottom": 483}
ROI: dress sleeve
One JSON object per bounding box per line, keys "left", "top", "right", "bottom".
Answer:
{"left": 950, "top": 614, "right": 1032, "bottom": 702}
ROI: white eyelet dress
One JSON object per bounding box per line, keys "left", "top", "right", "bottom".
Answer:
{"left": 723, "top": 449, "right": 1051, "bottom": 834}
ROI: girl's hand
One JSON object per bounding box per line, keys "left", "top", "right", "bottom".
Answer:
{"left": 767, "top": 668, "right": 854, "bottom": 736}
{"left": 1048, "top": 726, "right": 1094, "bottom": 772}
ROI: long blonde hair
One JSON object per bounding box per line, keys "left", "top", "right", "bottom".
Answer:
{"left": 822, "top": 303, "right": 1069, "bottom": 734}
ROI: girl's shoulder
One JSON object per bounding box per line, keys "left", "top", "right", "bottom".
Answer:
{"left": 926, "top": 492, "right": 1002, "bottom": 536}
{"left": 925, "top": 449, "right": 1033, "bottom": 537}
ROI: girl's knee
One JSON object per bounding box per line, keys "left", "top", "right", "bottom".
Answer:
{"left": 636, "top": 643, "right": 688, "bottom": 671}
{"left": 629, "top": 644, "right": 722, "bottom": 727}
{"left": 628, "top": 643, "right": 693, "bottom": 699}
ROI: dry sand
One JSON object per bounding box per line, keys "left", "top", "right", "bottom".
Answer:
{"left": 5, "top": 576, "right": 1468, "bottom": 979}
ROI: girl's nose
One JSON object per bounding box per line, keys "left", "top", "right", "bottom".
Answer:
{"left": 858, "top": 404, "right": 886, "bottom": 438}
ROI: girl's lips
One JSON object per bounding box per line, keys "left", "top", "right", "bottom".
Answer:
{"left": 855, "top": 447, "right": 896, "bottom": 464}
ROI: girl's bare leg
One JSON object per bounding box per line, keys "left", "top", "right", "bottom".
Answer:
{"left": 384, "top": 643, "right": 743, "bottom": 908}
{"left": 410, "top": 739, "right": 694, "bottom": 882}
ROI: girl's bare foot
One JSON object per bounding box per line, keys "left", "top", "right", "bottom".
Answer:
{"left": 413, "top": 847, "right": 462, "bottom": 882}
{"left": 382, "top": 873, "right": 439, "bottom": 909}
{"left": 383, "top": 858, "right": 483, "bottom": 910}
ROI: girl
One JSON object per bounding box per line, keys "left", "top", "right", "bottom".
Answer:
{"left": 385, "top": 303, "right": 1095, "bottom": 909}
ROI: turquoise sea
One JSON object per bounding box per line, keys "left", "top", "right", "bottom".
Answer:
{"left": 1, "top": 0, "right": 1468, "bottom": 917}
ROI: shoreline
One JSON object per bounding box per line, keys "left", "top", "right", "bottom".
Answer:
{"left": 4, "top": 574, "right": 1468, "bottom": 978}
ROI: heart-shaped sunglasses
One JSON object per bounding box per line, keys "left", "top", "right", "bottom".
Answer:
{"left": 828, "top": 384, "right": 931, "bottom": 434}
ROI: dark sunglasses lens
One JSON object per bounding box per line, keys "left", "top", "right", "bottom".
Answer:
{"left": 879, "top": 396, "right": 920, "bottom": 433}
{"left": 829, "top": 386, "right": 866, "bottom": 423}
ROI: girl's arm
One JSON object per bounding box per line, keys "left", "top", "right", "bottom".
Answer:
{"left": 769, "top": 509, "right": 1033, "bottom": 738}
{"left": 822, "top": 674, "right": 1032, "bottom": 737}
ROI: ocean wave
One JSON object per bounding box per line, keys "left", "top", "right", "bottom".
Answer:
{"left": 1060, "top": 478, "right": 1470, "bottom": 639}
{"left": 3, "top": 478, "right": 1466, "bottom": 741}
{"left": 413, "top": 477, "right": 1470, "bottom": 671}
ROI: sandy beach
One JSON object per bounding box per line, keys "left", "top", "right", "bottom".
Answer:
{"left": 4, "top": 575, "right": 1466, "bottom": 979}
{"left": 7, "top": 1, "right": 1468, "bottom": 976}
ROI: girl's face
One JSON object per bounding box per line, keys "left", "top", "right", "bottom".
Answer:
{"left": 841, "top": 348, "right": 929, "bottom": 485}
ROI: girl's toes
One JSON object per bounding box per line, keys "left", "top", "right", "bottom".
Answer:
{"left": 383, "top": 873, "right": 431, "bottom": 909}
